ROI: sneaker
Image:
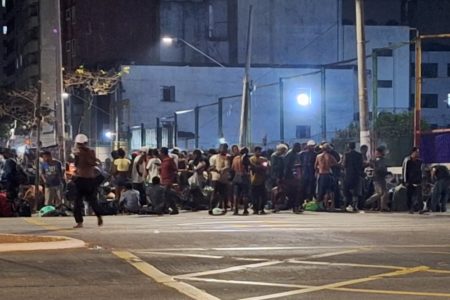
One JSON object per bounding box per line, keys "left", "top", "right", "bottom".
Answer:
{"left": 346, "top": 205, "right": 354, "bottom": 212}
{"left": 259, "top": 210, "right": 266, "bottom": 215}
{"left": 73, "top": 223, "right": 83, "bottom": 228}
{"left": 243, "top": 210, "right": 249, "bottom": 216}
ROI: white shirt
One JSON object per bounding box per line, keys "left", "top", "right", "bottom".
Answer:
{"left": 146, "top": 157, "right": 161, "bottom": 182}
{"left": 131, "top": 154, "right": 146, "bottom": 184}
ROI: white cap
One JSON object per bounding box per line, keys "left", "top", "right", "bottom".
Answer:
{"left": 307, "top": 140, "right": 316, "bottom": 146}
{"left": 75, "top": 134, "right": 88, "bottom": 144}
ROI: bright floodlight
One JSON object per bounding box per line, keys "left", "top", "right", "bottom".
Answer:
{"left": 62, "top": 92, "right": 70, "bottom": 99}
{"left": 162, "top": 36, "right": 175, "bottom": 44}
{"left": 219, "top": 137, "right": 227, "bottom": 144}
{"left": 296, "top": 93, "right": 310, "bottom": 106}
{"left": 105, "top": 131, "right": 114, "bottom": 139}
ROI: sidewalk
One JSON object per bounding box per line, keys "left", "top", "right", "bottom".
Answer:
{"left": 0, "top": 233, "right": 85, "bottom": 252}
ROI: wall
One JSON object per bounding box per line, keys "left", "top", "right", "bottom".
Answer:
{"left": 121, "top": 64, "right": 356, "bottom": 149}
{"left": 412, "top": 51, "right": 450, "bottom": 128}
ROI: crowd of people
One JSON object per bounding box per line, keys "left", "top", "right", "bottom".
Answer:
{"left": 1, "top": 133, "right": 449, "bottom": 227}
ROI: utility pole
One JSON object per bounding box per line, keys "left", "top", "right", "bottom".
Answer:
{"left": 194, "top": 106, "right": 200, "bottom": 148}
{"left": 239, "top": 5, "right": 254, "bottom": 147}
{"left": 321, "top": 66, "right": 327, "bottom": 141}
{"left": 372, "top": 49, "right": 378, "bottom": 131}
{"left": 414, "top": 36, "right": 422, "bottom": 147}
{"left": 279, "top": 78, "right": 284, "bottom": 143}
{"left": 355, "top": 0, "right": 371, "bottom": 151}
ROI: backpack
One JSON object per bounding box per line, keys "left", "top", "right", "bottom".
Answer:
{"left": 0, "top": 192, "right": 13, "bottom": 217}
{"left": 16, "top": 199, "right": 32, "bottom": 217}
{"left": 39, "top": 205, "right": 56, "bottom": 217}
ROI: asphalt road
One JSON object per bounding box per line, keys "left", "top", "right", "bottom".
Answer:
{"left": 1, "top": 211, "right": 450, "bottom": 300}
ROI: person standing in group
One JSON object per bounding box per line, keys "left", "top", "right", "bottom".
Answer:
{"left": 209, "top": 143, "right": 230, "bottom": 214}
{"left": 131, "top": 147, "right": 147, "bottom": 206}
{"left": 342, "top": 142, "right": 363, "bottom": 212}
{"left": 366, "top": 147, "right": 389, "bottom": 211}
{"left": 159, "top": 147, "right": 179, "bottom": 214}
{"left": 250, "top": 146, "right": 268, "bottom": 215}
{"left": 283, "top": 143, "right": 302, "bottom": 213}
{"left": 146, "top": 148, "right": 161, "bottom": 183}
{"left": 402, "top": 147, "right": 423, "bottom": 213}
{"left": 270, "top": 144, "right": 288, "bottom": 212}
{"left": 231, "top": 147, "right": 251, "bottom": 215}
{"left": 112, "top": 148, "right": 131, "bottom": 200}
{"left": 40, "top": 150, "right": 64, "bottom": 207}
{"left": 299, "top": 140, "right": 317, "bottom": 203}
{"left": 72, "top": 134, "right": 103, "bottom": 228}
{"left": 429, "top": 165, "right": 449, "bottom": 212}
{"left": 315, "top": 143, "right": 338, "bottom": 210}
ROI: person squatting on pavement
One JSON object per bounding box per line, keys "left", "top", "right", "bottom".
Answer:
{"left": 72, "top": 134, "right": 103, "bottom": 228}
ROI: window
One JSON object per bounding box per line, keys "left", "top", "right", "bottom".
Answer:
{"left": 377, "top": 80, "right": 392, "bottom": 88}
{"left": 447, "top": 64, "right": 450, "bottom": 77}
{"left": 422, "top": 63, "right": 438, "bottom": 78}
{"left": 71, "top": 39, "right": 76, "bottom": 57}
{"left": 65, "top": 40, "right": 71, "bottom": 52}
{"left": 71, "top": 6, "right": 76, "bottom": 24}
{"left": 2, "top": 26, "right": 6, "bottom": 35}
{"left": 422, "top": 94, "right": 438, "bottom": 108}
{"left": 65, "top": 8, "right": 72, "bottom": 21}
{"left": 295, "top": 125, "right": 311, "bottom": 139}
{"left": 161, "top": 86, "right": 175, "bottom": 102}
{"left": 208, "top": 0, "right": 228, "bottom": 41}
{"left": 376, "top": 49, "right": 393, "bottom": 57}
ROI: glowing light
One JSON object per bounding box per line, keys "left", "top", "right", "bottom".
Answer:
{"left": 296, "top": 93, "right": 311, "bottom": 106}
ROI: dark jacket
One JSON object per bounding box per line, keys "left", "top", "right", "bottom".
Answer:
{"left": 299, "top": 150, "right": 316, "bottom": 178}
{"left": 402, "top": 156, "right": 422, "bottom": 184}
{"left": 343, "top": 150, "right": 363, "bottom": 185}
{"left": 270, "top": 153, "right": 284, "bottom": 181}
{"left": 283, "top": 150, "right": 298, "bottom": 180}
{"left": 372, "top": 156, "right": 388, "bottom": 182}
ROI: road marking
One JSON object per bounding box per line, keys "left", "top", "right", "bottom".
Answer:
{"left": 305, "top": 249, "right": 361, "bottom": 259}
{"left": 136, "top": 251, "right": 224, "bottom": 259}
{"left": 287, "top": 259, "right": 405, "bottom": 270}
{"left": 113, "top": 251, "right": 220, "bottom": 300}
{"left": 182, "top": 276, "right": 450, "bottom": 298}
{"left": 24, "top": 218, "right": 71, "bottom": 232}
{"left": 332, "top": 287, "right": 450, "bottom": 298}
{"left": 182, "top": 277, "right": 310, "bottom": 289}
{"left": 238, "top": 266, "right": 429, "bottom": 300}
{"left": 130, "top": 244, "right": 450, "bottom": 252}
{"left": 176, "top": 260, "right": 283, "bottom": 279}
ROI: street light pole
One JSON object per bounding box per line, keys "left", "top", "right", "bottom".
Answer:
{"left": 321, "top": 66, "right": 327, "bottom": 141}
{"left": 162, "top": 36, "right": 226, "bottom": 68}
{"left": 355, "top": 0, "right": 371, "bottom": 151}
{"left": 239, "top": 5, "right": 254, "bottom": 147}
{"left": 279, "top": 78, "right": 284, "bottom": 143}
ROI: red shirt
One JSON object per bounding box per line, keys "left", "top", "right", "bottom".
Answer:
{"left": 160, "top": 156, "right": 177, "bottom": 185}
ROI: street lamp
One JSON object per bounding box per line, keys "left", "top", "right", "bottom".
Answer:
{"left": 296, "top": 92, "right": 311, "bottom": 107}
{"left": 161, "top": 35, "right": 226, "bottom": 68}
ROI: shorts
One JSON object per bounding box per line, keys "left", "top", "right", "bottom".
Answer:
{"left": 45, "top": 185, "right": 62, "bottom": 206}
{"left": 317, "top": 174, "right": 334, "bottom": 201}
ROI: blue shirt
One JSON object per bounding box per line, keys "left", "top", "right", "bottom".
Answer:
{"left": 41, "top": 160, "right": 63, "bottom": 187}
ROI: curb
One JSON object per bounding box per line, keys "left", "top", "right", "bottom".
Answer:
{"left": 0, "top": 235, "right": 86, "bottom": 253}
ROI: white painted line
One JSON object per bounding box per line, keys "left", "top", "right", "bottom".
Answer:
{"left": 113, "top": 251, "right": 220, "bottom": 300}
{"left": 287, "top": 259, "right": 406, "bottom": 270}
{"left": 136, "top": 251, "right": 224, "bottom": 259}
{"left": 176, "top": 260, "right": 283, "bottom": 279}
{"left": 305, "top": 249, "right": 361, "bottom": 259}
{"left": 181, "top": 277, "right": 310, "bottom": 289}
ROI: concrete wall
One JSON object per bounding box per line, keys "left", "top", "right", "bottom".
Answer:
{"left": 343, "top": 25, "right": 411, "bottom": 113}
{"left": 121, "top": 65, "right": 356, "bottom": 149}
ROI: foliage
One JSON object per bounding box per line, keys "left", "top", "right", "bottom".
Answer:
{"left": 63, "top": 65, "right": 129, "bottom": 96}
{"left": 373, "top": 111, "right": 428, "bottom": 138}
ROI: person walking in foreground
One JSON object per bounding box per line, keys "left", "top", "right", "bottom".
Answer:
{"left": 72, "top": 134, "right": 103, "bottom": 228}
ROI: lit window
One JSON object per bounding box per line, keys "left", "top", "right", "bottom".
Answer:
{"left": 1, "top": 0, "right": 6, "bottom": 8}
{"left": 2, "top": 25, "right": 7, "bottom": 35}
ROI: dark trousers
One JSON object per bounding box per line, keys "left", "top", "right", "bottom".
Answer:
{"left": 164, "top": 186, "right": 179, "bottom": 213}
{"left": 407, "top": 184, "right": 423, "bottom": 212}
{"left": 301, "top": 176, "right": 316, "bottom": 201}
{"left": 430, "top": 179, "right": 449, "bottom": 212}
{"left": 132, "top": 182, "right": 146, "bottom": 206}
{"left": 251, "top": 184, "right": 267, "bottom": 212}
{"left": 73, "top": 177, "right": 102, "bottom": 224}
{"left": 285, "top": 178, "right": 300, "bottom": 210}
{"left": 210, "top": 181, "right": 228, "bottom": 211}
